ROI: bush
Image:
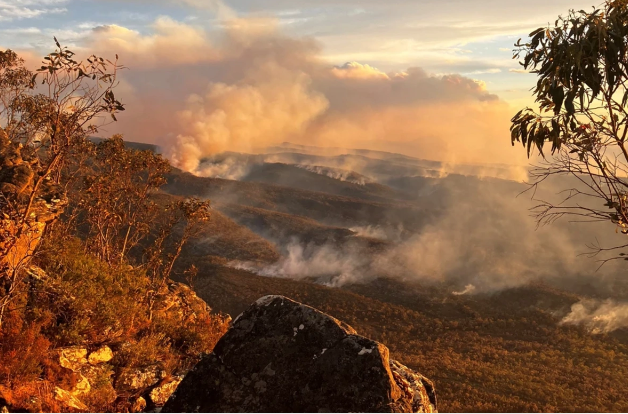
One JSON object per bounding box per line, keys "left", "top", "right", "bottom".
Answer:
{"left": 0, "top": 237, "right": 229, "bottom": 412}
{"left": 35, "top": 238, "right": 151, "bottom": 347}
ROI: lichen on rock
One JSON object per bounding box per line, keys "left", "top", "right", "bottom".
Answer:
{"left": 164, "top": 295, "right": 437, "bottom": 413}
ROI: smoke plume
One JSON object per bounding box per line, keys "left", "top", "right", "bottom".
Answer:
{"left": 232, "top": 241, "right": 371, "bottom": 288}
{"left": 22, "top": 5, "right": 623, "bottom": 302}
{"left": 453, "top": 284, "right": 477, "bottom": 296}
{"left": 55, "top": 13, "right": 531, "bottom": 178}
{"left": 561, "top": 299, "right": 628, "bottom": 334}
{"left": 225, "top": 172, "right": 625, "bottom": 295}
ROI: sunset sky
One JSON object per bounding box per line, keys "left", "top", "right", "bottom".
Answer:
{"left": 0, "top": 0, "right": 600, "bottom": 174}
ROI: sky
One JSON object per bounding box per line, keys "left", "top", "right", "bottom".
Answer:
{"left": 0, "top": 0, "right": 601, "bottom": 174}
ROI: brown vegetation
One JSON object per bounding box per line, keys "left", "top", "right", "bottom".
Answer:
{"left": 0, "top": 46, "right": 228, "bottom": 412}
{"left": 192, "top": 266, "right": 628, "bottom": 413}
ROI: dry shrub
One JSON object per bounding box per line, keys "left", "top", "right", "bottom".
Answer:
{"left": 113, "top": 332, "right": 174, "bottom": 371}
{"left": 1, "top": 380, "right": 63, "bottom": 413}
{"left": 35, "top": 238, "right": 151, "bottom": 347}
{"left": 0, "top": 310, "right": 50, "bottom": 386}
{"left": 0, "top": 239, "right": 230, "bottom": 412}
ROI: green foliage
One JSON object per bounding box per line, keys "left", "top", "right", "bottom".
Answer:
{"left": 511, "top": 0, "right": 628, "bottom": 256}
{"left": 35, "top": 238, "right": 151, "bottom": 346}
{"left": 66, "top": 135, "right": 171, "bottom": 263}
{"left": 512, "top": 1, "right": 628, "bottom": 156}
{"left": 0, "top": 41, "right": 126, "bottom": 328}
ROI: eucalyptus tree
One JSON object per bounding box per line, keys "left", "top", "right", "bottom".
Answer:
{"left": 511, "top": 0, "right": 628, "bottom": 261}
{"left": 0, "top": 41, "right": 124, "bottom": 326}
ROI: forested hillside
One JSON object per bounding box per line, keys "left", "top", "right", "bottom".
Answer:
{"left": 188, "top": 266, "right": 628, "bottom": 412}
{"left": 5, "top": 2, "right": 628, "bottom": 411}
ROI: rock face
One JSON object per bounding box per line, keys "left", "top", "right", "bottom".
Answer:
{"left": 153, "top": 282, "right": 225, "bottom": 326}
{"left": 46, "top": 282, "right": 212, "bottom": 412}
{"left": 163, "top": 295, "right": 437, "bottom": 413}
{"left": 88, "top": 345, "right": 113, "bottom": 365}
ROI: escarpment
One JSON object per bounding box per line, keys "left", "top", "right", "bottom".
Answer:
{"left": 164, "top": 295, "right": 437, "bottom": 413}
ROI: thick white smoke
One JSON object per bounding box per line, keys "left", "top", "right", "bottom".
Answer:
{"left": 170, "top": 63, "right": 329, "bottom": 173}
{"left": 453, "top": 284, "right": 477, "bottom": 296}
{"left": 561, "top": 299, "right": 628, "bottom": 334}
{"left": 295, "top": 165, "right": 369, "bottom": 185}
{"left": 232, "top": 241, "right": 370, "bottom": 287}
{"left": 66, "top": 14, "right": 531, "bottom": 179}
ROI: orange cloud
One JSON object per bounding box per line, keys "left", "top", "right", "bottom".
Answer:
{"left": 331, "top": 62, "right": 390, "bottom": 80}
{"left": 87, "top": 17, "right": 219, "bottom": 67}
{"left": 55, "top": 16, "right": 528, "bottom": 178}
{"left": 171, "top": 62, "right": 328, "bottom": 171}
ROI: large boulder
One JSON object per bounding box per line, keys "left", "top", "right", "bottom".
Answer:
{"left": 163, "top": 295, "right": 437, "bottom": 413}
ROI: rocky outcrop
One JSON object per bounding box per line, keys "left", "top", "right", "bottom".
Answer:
{"left": 45, "top": 280, "right": 221, "bottom": 412}
{"left": 149, "top": 377, "right": 183, "bottom": 406}
{"left": 54, "top": 387, "right": 89, "bottom": 411}
{"left": 58, "top": 347, "right": 88, "bottom": 371}
{"left": 117, "top": 366, "right": 166, "bottom": 392}
{"left": 163, "top": 295, "right": 437, "bottom": 413}
{"left": 88, "top": 346, "right": 113, "bottom": 365}
{"left": 153, "top": 281, "right": 223, "bottom": 325}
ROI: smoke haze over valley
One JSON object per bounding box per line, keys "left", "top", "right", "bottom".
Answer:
{"left": 166, "top": 142, "right": 628, "bottom": 301}
{"left": 7, "top": 0, "right": 628, "bottom": 411}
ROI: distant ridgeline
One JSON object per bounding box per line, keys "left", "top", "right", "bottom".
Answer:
{"left": 88, "top": 137, "right": 161, "bottom": 153}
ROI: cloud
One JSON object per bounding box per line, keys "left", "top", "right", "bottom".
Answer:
{"left": 0, "top": 0, "right": 67, "bottom": 21}
{"left": 0, "top": 27, "right": 42, "bottom": 34}
{"left": 102, "top": 0, "right": 236, "bottom": 18}
{"left": 36, "top": 14, "right": 531, "bottom": 176}
{"left": 331, "top": 62, "right": 390, "bottom": 80}
{"left": 87, "top": 17, "right": 220, "bottom": 67}
{"left": 178, "top": 0, "right": 235, "bottom": 17}
{"left": 466, "top": 68, "right": 501, "bottom": 75}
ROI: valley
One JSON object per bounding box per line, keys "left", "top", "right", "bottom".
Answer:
{"left": 158, "top": 143, "right": 628, "bottom": 412}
